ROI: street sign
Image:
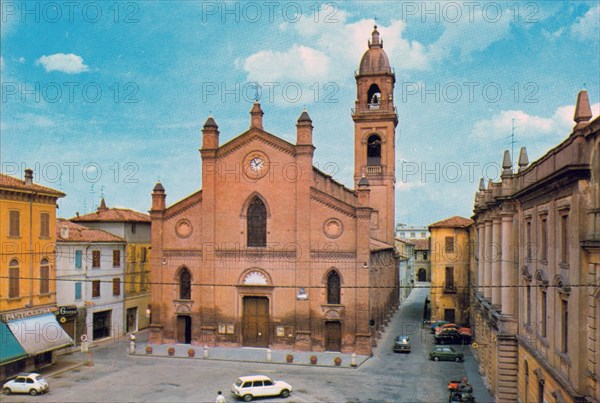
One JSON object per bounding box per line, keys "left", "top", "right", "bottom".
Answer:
{"left": 58, "top": 306, "right": 78, "bottom": 316}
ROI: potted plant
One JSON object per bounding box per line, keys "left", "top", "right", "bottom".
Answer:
{"left": 167, "top": 346, "right": 175, "bottom": 356}
{"left": 145, "top": 345, "right": 153, "bottom": 354}
{"left": 310, "top": 355, "right": 317, "bottom": 364}
{"left": 334, "top": 356, "right": 342, "bottom": 366}
{"left": 286, "top": 354, "right": 293, "bottom": 363}
{"left": 187, "top": 348, "right": 195, "bottom": 358}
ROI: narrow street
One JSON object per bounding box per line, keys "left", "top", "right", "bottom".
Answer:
{"left": 1, "top": 284, "right": 493, "bottom": 402}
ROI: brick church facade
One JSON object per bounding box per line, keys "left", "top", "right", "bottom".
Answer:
{"left": 148, "top": 27, "right": 399, "bottom": 354}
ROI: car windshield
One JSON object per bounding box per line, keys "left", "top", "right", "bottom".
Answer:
{"left": 35, "top": 376, "right": 45, "bottom": 382}
{"left": 234, "top": 379, "right": 243, "bottom": 387}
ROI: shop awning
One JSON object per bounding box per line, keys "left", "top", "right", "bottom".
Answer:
{"left": 0, "top": 322, "right": 27, "bottom": 365}
{"left": 7, "top": 313, "right": 73, "bottom": 355}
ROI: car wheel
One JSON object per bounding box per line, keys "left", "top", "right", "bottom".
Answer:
{"left": 433, "top": 356, "right": 440, "bottom": 362}
{"left": 3, "top": 388, "right": 11, "bottom": 395}
{"left": 243, "top": 394, "right": 253, "bottom": 402}
{"left": 280, "top": 389, "right": 290, "bottom": 398}
{"left": 455, "top": 357, "right": 461, "bottom": 362}
{"left": 30, "top": 389, "right": 38, "bottom": 396}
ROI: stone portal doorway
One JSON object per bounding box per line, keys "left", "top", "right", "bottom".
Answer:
{"left": 242, "top": 296, "right": 269, "bottom": 347}
{"left": 418, "top": 268, "right": 427, "bottom": 281}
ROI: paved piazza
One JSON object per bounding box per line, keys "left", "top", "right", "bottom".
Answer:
{"left": 1, "top": 285, "right": 493, "bottom": 403}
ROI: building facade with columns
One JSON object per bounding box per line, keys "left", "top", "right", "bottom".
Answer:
{"left": 147, "top": 28, "right": 399, "bottom": 354}
{"left": 471, "top": 90, "right": 599, "bottom": 402}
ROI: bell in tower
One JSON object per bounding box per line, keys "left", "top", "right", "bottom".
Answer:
{"left": 352, "top": 26, "right": 398, "bottom": 245}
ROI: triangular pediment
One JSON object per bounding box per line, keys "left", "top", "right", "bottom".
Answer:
{"left": 217, "top": 128, "right": 296, "bottom": 159}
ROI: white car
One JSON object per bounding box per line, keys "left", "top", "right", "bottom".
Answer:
{"left": 3, "top": 373, "right": 49, "bottom": 396}
{"left": 231, "top": 375, "right": 292, "bottom": 401}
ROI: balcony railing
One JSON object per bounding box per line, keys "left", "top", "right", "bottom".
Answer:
{"left": 352, "top": 105, "right": 397, "bottom": 114}
{"left": 365, "top": 166, "right": 382, "bottom": 174}
{"left": 443, "top": 283, "right": 457, "bottom": 293}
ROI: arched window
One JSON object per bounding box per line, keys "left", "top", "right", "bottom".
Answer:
{"left": 247, "top": 196, "right": 267, "bottom": 247}
{"left": 179, "top": 267, "right": 191, "bottom": 300}
{"left": 367, "top": 135, "right": 382, "bottom": 166}
{"left": 8, "top": 259, "right": 19, "bottom": 298}
{"left": 367, "top": 84, "right": 381, "bottom": 109}
{"left": 327, "top": 270, "right": 341, "bottom": 304}
{"left": 40, "top": 258, "right": 50, "bottom": 294}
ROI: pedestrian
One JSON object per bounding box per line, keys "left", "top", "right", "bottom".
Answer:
{"left": 215, "top": 390, "right": 226, "bottom": 403}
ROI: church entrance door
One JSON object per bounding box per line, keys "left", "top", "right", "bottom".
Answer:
{"left": 418, "top": 268, "right": 427, "bottom": 281}
{"left": 242, "top": 296, "right": 269, "bottom": 347}
{"left": 325, "top": 321, "right": 342, "bottom": 351}
{"left": 177, "top": 315, "right": 192, "bottom": 344}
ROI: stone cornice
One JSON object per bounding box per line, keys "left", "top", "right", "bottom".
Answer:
{"left": 164, "top": 191, "right": 202, "bottom": 220}
{"left": 310, "top": 188, "right": 356, "bottom": 217}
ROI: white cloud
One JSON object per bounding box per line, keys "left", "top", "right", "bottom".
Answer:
{"left": 471, "top": 102, "right": 600, "bottom": 141}
{"left": 240, "top": 4, "right": 515, "bottom": 87}
{"left": 572, "top": 4, "right": 600, "bottom": 41}
{"left": 18, "top": 57, "right": 25, "bottom": 64}
{"left": 0, "top": 56, "right": 4, "bottom": 70}
{"left": 242, "top": 45, "right": 331, "bottom": 83}
{"left": 37, "top": 53, "right": 89, "bottom": 74}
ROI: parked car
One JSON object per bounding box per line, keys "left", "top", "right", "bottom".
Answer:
{"left": 435, "top": 323, "right": 459, "bottom": 334}
{"left": 2, "top": 373, "right": 49, "bottom": 396}
{"left": 430, "top": 346, "right": 464, "bottom": 362}
{"left": 430, "top": 320, "right": 449, "bottom": 333}
{"left": 435, "top": 329, "right": 471, "bottom": 345}
{"left": 231, "top": 375, "right": 292, "bottom": 401}
{"left": 393, "top": 335, "right": 411, "bottom": 353}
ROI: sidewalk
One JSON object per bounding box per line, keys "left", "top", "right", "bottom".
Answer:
{"left": 463, "top": 346, "right": 495, "bottom": 403}
{"left": 134, "top": 342, "right": 370, "bottom": 368}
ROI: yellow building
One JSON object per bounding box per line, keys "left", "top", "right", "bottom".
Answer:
{"left": 429, "top": 216, "right": 473, "bottom": 325}
{"left": 0, "top": 169, "right": 72, "bottom": 380}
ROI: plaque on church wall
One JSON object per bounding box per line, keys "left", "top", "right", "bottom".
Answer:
{"left": 323, "top": 218, "right": 343, "bottom": 239}
{"left": 175, "top": 219, "right": 193, "bottom": 238}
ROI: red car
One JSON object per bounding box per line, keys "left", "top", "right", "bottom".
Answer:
{"left": 435, "top": 323, "right": 459, "bottom": 334}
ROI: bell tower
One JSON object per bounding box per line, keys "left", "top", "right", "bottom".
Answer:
{"left": 353, "top": 26, "right": 397, "bottom": 245}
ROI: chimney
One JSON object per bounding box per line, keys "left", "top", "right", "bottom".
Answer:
{"left": 250, "top": 102, "right": 264, "bottom": 130}
{"left": 97, "top": 197, "right": 108, "bottom": 213}
{"left": 24, "top": 169, "right": 33, "bottom": 186}
{"left": 60, "top": 226, "right": 69, "bottom": 239}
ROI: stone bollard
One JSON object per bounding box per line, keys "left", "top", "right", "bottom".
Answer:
{"left": 129, "top": 334, "right": 136, "bottom": 355}
{"left": 203, "top": 345, "right": 208, "bottom": 359}
{"left": 351, "top": 353, "right": 357, "bottom": 367}
{"left": 267, "top": 349, "right": 272, "bottom": 363}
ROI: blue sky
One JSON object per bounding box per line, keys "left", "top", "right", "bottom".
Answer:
{"left": 1, "top": 1, "right": 599, "bottom": 226}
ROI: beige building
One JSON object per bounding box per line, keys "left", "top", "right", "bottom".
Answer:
{"left": 147, "top": 27, "right": 399, "bottom": 354}
{"left": 429, "top": 216, "right": 473, "bottom": 325}
{"left": 471, "top": 90, "right": 599, "bottom": 402}
{"left": 71, "top": 198, "right": 151, "bottom": 333}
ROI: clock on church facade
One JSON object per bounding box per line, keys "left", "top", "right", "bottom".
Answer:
{"left": 148, "top": 27, "right": 399, "bottom": 355}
